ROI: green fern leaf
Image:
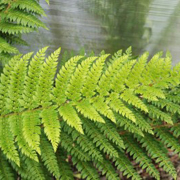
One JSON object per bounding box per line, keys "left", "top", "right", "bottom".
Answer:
{"left": 75, "top": 99, "right": 105, "bottom": 123}
{"left": 82, "top": 118, "right": 119, "bottom": 158}
{"left": 111, "top": 60, "right": 136, "bottom": 93}
{"left": 95, "top": 119, "right": 125, "bottom": 149}
{"left": 113, "top": 151, "right": 142, "bottom": 180}
{"left": 171, "top": 124, "right": 180, "bottom": 138}
{"left": 91, "top": 96, "right": 116, "bottom": 123}
{"left": 0, "top": 21, "right": 35, "bottom": 34}
{"left": 123, "top": 135, "right": 160, "bottom": 180}
{"left": 72, "top": 157, "right": 100, "bottom": 180}
{"left": 63, "top": 123, "right": 103, "bottom": 161}
{"left": 40, "top": 134, "right": 60, "bottom": 179}
{"left": 0, "top": 117, "right": 20, "bottom": 166}
{"left": 40, "top": 106, "right": 60, "bottom": 152}
{"left": 81, "top": 54, "right": 110, "bottom": 98}
{"left": 35, "top": 48, "right": 61, "bottom": 107}
{"left": 22, "top": 111, "right": 41, "bottom": 154}
{"left": 98, "top": 54, "right": 129, "bottom": 96}
{"left": 115, "top": 113, "right": 144, "bottom": 136}
{"left": 61, "top": 132, "right": 91, "bottom": 161}
{"left": 66, "top": 57, "right": 97, "bottom": 101}
{"left": 155, "top": 127, "right": 180, "bottom": 155}
{"left": 59, "top": 103, "right": 84, "bottom": 134}
{"left": 0, "top": 37, "right": 19, "bottom": 54}
{"left": 56, "top": 148, "right": 74, "bottom": 180}
{"left": 108, "top": 92, "right": 136, "bottom": 122}
{"left": 53, "top": 56, "right": 83, "bottom": 105}
{"left": 0, "top": 151, "right": 16, "bottom": 180}
{"left": 1, "top": 9, "right": 47, "bottom": 29}
{"left": 147, "top": 105, "right": 173, "bottom": 124}
{"left": 120, "top": 89, "right": 148, "bottom": 112}
{"left": 22, "top": 46, "right": 48, "bottom": 109}
{"left": 136, "top": 134, "right": 177, "bottom": 179}
{"left": 126, "top": 52, "right": 148, "bottom": 88}
{"left": 8, "top": 115, "right": 38, "bottom": 162}
{"left": 95, "top": 159, "right": 119, "bottom": 180}
{"left": 11, "top": 0, "right": 46, "bottom": 15}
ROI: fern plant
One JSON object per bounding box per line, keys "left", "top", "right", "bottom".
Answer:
{"left": 0, "top": 0, "right": 49, "bottom": 64}
{"left": 1, "top": 47, "right": 180, "bottom": 179}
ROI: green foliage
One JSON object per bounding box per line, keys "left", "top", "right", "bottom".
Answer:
{"left": 0, "top": 0, "right": 48, "bottom": 64}
{"left": 1, "top": 47, "right": 180, "bottom": 180}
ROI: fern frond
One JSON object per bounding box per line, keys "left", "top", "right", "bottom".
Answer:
{"left": 22, "top": 155, "right": 47, "bottom": 180}
{"left": 153, "top": 98, "right": 180, "bottom": 114}
{"left": 59, "top": 103, "right": 84, "bottom": 134}
{"left": 61, "top": 132, "right": 91, "bottom": 161}
{"left": 56, "top": 148, "right": 74, "bottom": 180}
{"left": 75, "top": 99, "right": 105, "bottom": 123}
{"left": 111, "top": 60, "right": 136, "bottom": 93}
{"left": 123, "top": 135, "right": 160, "bottom": 180}
{"left": 120, "top": 89, "right": 148, "bottom": 112}
{"left": 171, "top": 124, "right": 180, "bottom": 138}
{"left": 0, "top": 22, "right": 35, "bottom": 34}
{"left": 1, "top": 9, "right": 47, "bottom": 29}
{"left": 131, "top": 110, "right": 154, "bottom": 134}
{"left": 0, "top": 37, "right": 19, "bottom": 54}
{"left": 72, "top": 157, "right": 100, "bottom": 180}
{"left": 108, "top": 92, "right": 136, "bottom": 122}
{"left": 22, "top": 111, "right": 41, "bottom": 154}
{"left": 9, "top": 115, "right": 38, "bottom": 162}
{"left": 7, "top": 52, "right": 33, "bottom": 112}
{"left": 0, "top": 54, "right": 21, "bottom": 114}
{"left": 113, "top": 151, "right": 142, "bottom": 180}
{"left": 82, "top": 118, "right": 119, "bottom": 158}
{"left": 40, "top": 134, "right": 60, "bottom": 179}
{"left": 63, "top": 123, "right": 103, "bottom": 161}
{"left": 53, "top": 56, "right": 83, "bottom": 105}
{"left": 66, "top": 57, "right": 97, "bottom": 101}
{"left": 155, "top": 127, "right": 180, "bottom": 155}
{"left": 115, "top": 113, "right": 144, "bottom": 136}
{"left": 0, "top": 117, "right": 20, "bottom": 166}
{"left": 81, "top": 54, "right": 109, "bottom": 98}
{"left": 95, "top": 119, "right": 125, "bottom": 149}
{"left": 35, "top": 48, "right": 61, "bottom": 107}
{"left": 40, "top": 106, "right": 60, "bottom": 152}
{"left": 11, "top": 0, "right": 46, "bottom": 15}
{"left": 90, "top": 96, "right": 116, "bottom": 123}
{"left": 22, "top": 46, "right": 48, "bottom": 109}
{"left": 147, "top": 105, "right": 173, "bottom": 124}
{"left": 0, "top": 151, "right": 16, "bottom": 180}
{"left": 135, "top": 134, "right": 177, "bottom": 179}
{"left": 95, "top": 159, "right": 119, "bottom": 180}
{"left": 126, "top": 52, "right": 148, "bottom": 88}
{"left": 98, "top": 55, "right": 129, "bottom": 96}
{"left": 135, "top": 86, "right": 165, "bottom": 101}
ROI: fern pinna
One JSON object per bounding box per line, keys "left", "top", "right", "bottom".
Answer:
{"left": 0, "top": 0, "right": 48, "bottom": 64}
{"left": 1, "top": 47, "right": 180, "bottom": 180}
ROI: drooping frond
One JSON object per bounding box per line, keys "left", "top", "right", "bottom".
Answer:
{"left": 1, "top": 47, "right": 180, "bottom": 179}
{"left": 60, "top": 132, "right": 91, "bottom": 161}
{"left": 135, "top": 133, "right": 177, "bottom": 179}
{"left": 62, "top": 122, "right": 103, "bottom": 161}
{"left": 95, "top": 119, "right": 125, "bottom": 149}
{"left": 113, "top": 151, "right": 142, "bottom": 180}
{"left": 56, "top": 148, "right": 74, "bottom": 180}
{"left": 72, "top": 157, "right": 100, "bottom": 180}
{"left": 95, "top": 159, "right": 120, "bottom": 180}
{"left": 0, "top": 0, "right": 47, "bottom": 63}
{"left": 82, "top": 118, "right": 119, "bottom": 158}
{"left": 0, "top": 150, "right": 16, "bottom": 180}
{"left": 40, "top": 134, "right": 60, "bottom": 179}
{"left": 123, "top": 135, "right": 160, "bottom": 180}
